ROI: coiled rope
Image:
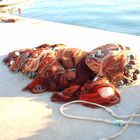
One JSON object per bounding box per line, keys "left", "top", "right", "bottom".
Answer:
{"left": 60, "top": 100, "right": 140, "bottom": 140}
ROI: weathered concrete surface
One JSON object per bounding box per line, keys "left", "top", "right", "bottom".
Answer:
{"left": 0, "top": 16, "right": 140, "bottom": 140}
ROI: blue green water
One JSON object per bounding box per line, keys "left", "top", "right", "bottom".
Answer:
{"left": 21, "top": 0, "right": 140, "bottom": 35}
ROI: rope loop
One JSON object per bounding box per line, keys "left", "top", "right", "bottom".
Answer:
{"left": 60, "top": 100, "right": 140, "bottom": 140}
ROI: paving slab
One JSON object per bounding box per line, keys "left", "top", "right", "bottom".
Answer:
{"left": 0, "top": 15, "right": 140, "bottom": 140}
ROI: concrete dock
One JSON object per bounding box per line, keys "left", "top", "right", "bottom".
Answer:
{"left": 0, "top": 14, "right": 140, "bottom": 140}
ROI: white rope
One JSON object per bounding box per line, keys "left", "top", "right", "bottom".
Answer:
{"left": 60, "top": 100, "right": 140, "bottom": 140}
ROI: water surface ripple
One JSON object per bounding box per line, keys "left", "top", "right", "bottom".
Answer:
{"left": 21, "top": 0, "right": 140, "bottom": 35}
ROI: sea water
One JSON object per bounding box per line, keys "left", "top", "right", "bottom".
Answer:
{"left": 20, "top": 0, "right": 140, "bottom": 36}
